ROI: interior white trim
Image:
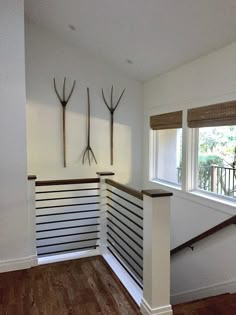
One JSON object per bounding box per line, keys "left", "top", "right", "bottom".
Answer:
{"left": 102, "top": 251, "right": 143, "bottom": 306}
{"left": 146, "top": 99, "right": 236, "bottom": 217}
{"left": 140, "top": 298, "right": 173, "bottom": 315}
{"left": 171, "top": 278, "right": 236, "bottom": 305}
{"left": 0, "top": 255, "right": 37, "bottom": 273}
{"left": 38, "top": 248, "right": 100, "bottom": 265}
{"left": 148, "top": 179, "right": 236, "bottom": 216}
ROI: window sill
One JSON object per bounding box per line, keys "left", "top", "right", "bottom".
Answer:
{"left": 190, "top": 190, "right": 236, "bottom": 210}
{"left": 149, "top": 179, "right": 236, "bottom": 216}
{"left": 151, "top": 179, "right": 182, "bottom": 191}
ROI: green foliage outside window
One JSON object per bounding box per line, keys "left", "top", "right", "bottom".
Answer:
{"left": 198, "top": 126, "right": 236, "bottom": 196}
{"left": 178, "top": 126, "right": 236, "bottom": 197}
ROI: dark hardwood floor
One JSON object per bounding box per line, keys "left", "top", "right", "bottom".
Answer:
{"left": 0, "top": 255, "right": 235, "bottom": 314}
{"left": 0, "top": 256, "right": 140, "bottom": 315}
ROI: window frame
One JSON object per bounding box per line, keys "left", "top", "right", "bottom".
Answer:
{"left": 191, "top": 126, "right": 236, "bottom": 202}
{"left": 150, "top": 109, "right": 236, "bottom": 204}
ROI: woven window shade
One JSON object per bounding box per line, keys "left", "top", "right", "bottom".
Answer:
{"left": 150, "top": 111, "right": 182, "bottom": 130}
{"left": 188, "top": 101, "right": 236, "bottom": 128}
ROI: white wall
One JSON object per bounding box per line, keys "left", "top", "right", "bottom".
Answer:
{"left": 0, "top": 0, "right": 31, "bottom": 271}
{"left": 144, "top": 43, "right": 236, "bottom": 303}
{"left": 25, "top": 22, "right": 143, "bottom": 189}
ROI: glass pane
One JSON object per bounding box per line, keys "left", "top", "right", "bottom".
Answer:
{"left": 198, "top": 126, "right": 236, "bottom": 198}
{"left": 156, "top": 129, "right": 182, "bottom": 185}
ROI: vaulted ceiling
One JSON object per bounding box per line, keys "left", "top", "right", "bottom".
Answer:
{"left": 25, "top": 0, "right": 236, "bottom": 81}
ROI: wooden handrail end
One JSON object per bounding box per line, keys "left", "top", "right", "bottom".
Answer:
{"left": 96, "top": 172, "right": 115, "bottom": 176}
{"left": 142, "top": 189, "right": 173, "bottom": 198}
{"left": 28, "top": 175, "right": 37, "bottom": 180}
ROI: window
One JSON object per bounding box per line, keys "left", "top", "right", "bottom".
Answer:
{"left": 150, "top": 111, "right": 182, "bottom": 186}
{"left": 196, "top": 126, "right": 236, "bottom": 198}
{"left": 150, "top": 100, "right": 236, "bottom": 201}
{"left": 189, "top": 101, "right": 236, "bottom": 200}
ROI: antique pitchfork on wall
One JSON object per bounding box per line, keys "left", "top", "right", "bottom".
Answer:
{"left": 101, "top": 86, "right": 125, "bottom": 165}
{"left": 53, "top": 77, "right": 76, "bottom": 167}
{"left": 82, "top": 88, "right": 97, "bottom": 165}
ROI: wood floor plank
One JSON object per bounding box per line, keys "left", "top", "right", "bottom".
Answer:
{"left": 0, "top": 256, "right": 141, "bottom": 315}
{"left": 1, "top": 256, "right": 235, "bottom": 314}
{"left": 92, "top": 257, "right": 139, "bottom": 315}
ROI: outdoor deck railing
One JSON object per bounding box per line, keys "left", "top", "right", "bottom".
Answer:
{"left": 177, "top": 165, "right": 236, "bottom": 198}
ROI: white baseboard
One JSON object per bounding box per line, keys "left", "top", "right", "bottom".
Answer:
{"left": 140, "top": 298, "right": 173, "bottom": 315}
{"left": 171, "top": 278, "right": 236, "bottom": 305}
{"left": 102, "top": 251, "right": 143, "bottom": 306}
{"left": 0, "top": 255, "right": 37, "bottom": 273}
{"left": 0, "top": 249, "right": 100, "bottom": 273}
{"left": 38, "top": 248, "right": 100, "bottom": 265}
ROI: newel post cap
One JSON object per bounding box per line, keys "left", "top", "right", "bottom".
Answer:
{"left": 141, "top": 189, "right": 173, "bottom": 198}
{"left": 96, "top": 172, "right": 115, "bottom": 176}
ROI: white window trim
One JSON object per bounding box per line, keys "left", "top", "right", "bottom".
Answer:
{"left": 149, "top": 178, "right": 236, "bottom": 216}
{"left": 150, "top": 178, "right": 182, "bottom": 191}
{"left": 192, "top": 127, "right": 236, "bottom": 201}
{"left": 149, "top": 129, "right": 157, "bottom": 180}
{"left": 150, "top": 109, "right": 236, "bottom": 212}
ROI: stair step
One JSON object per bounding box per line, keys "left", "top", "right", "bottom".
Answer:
{"left": 214, "top": 302, "right": 236, "bottom": 315}
{"left": 173, "top": 293, "right": 230, "bottom": 308}
{"left": 173, "top": 293, "right": 236, "bottom": 315}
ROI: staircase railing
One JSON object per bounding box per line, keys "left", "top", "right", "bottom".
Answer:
{"left": 28, "top": 173, "right": 173, "bottom": 315}
{"left": 27, "top": 172, "right": 235, "bottom": 314}
{"left": 35, "top": 177, "right": 100, "bottom": 257}
{"left": 171, "top": 214, "right": 236, "bottom": 256}
{"left": 105, "top": 178, "right": 144, "bottom": 288}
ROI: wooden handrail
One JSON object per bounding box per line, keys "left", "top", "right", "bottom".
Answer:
{"left": 171, "top": 215, "right": 236, "bottom": 256}
{"left": 96, "top": 172, "right": 115, "bottom": 176}
{"left": 142, "top": 189, "right": 173, "bottom": 198}
{"left": 28, "top": 175, "right": 37, "bottom": 180}
{"left": 36, "top": 178, "right": 99, "bottom": 186}
{"left": 106, "top": 179, "right": 143, "bottom": 200}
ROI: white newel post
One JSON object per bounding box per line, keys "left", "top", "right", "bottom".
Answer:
{"left": 140, "top": 189, "right": 173, "bottom": 315}
{"left": 96, "top": 172, "right": 115, "bottom": 255}
{"left": 27, "top": 175, "right": 38, "bottom": 266}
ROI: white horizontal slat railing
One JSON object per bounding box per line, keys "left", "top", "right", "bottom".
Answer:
{"left": 97, "top": 173, "right": 173, "bottom": 315}
{"left": 104, "top": 177, "right": 144, "bottom": 289}
{"left": 34, "top": 177, "right": 100, "bottom": 258}
{"left": 28, "top": 172, "right": 173, "bottom": 315}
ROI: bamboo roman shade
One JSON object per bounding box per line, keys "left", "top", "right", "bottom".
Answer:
{"left": 188, "top": 101, "right": 236, "bottom": 128}
{"left": 150, "top": 111, "right": 182, "bottom": 130}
